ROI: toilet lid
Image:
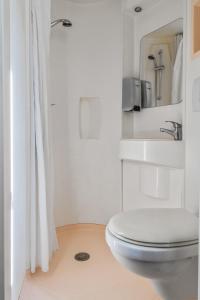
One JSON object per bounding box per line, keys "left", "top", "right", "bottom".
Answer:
{"left": 108, "top": 208, "right": 198, "bottom": 247}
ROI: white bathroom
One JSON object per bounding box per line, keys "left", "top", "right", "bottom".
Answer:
{"left": 0, "top": 0, "right": 200, "bottom": 299}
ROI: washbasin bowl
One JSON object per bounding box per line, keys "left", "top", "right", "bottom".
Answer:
{"left": 120, "top": 139, "right": 184, "bottom": 168}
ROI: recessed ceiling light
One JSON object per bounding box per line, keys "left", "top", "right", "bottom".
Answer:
{"left": 134, "top": 6, "right": 142, "bottom": 13}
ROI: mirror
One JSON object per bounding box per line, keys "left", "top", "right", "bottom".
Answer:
{"left": 140, "top": 18, "right": 183, "bottom": 108}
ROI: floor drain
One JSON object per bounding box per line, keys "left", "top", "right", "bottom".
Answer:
{"left": 74, "top": 252, "right": 90, "bottom": 262}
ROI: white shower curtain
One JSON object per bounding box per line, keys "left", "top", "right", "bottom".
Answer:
{"left": 171, "top": 39, "right": 183, "bottom": 104}
{"left": 28, "top": 0, "right": 57, "bottom": 273}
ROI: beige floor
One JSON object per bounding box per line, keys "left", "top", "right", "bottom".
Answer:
{"left": 20, "top": 224, "right": 161, "bottom": 300}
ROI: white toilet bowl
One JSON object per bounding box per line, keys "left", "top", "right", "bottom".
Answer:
{"left": 106, "top": 208, "right": 198, "bottom": 300}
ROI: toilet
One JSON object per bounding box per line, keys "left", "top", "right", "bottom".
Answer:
{"left": 106, "top": 208, "right": 198, "bottom": 300}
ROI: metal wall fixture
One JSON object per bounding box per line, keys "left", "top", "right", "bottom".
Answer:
{"left": 160, "top": 121, "right": 182, "bottom": 140}
{"left": 51, "top": 19, "right": 72, "bottom": 28}
{"left": 148, "top": 49, "right": 165, "bottom": 102}
{"left": 134, "top": 6, "right": 143, "bottom": 13}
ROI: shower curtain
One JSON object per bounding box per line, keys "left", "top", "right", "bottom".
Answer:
{"left": 171, "top": 39, "right": 183, "bottom": 104}
{"left": 28, "top": 0, "right": 57, "bottom": 273}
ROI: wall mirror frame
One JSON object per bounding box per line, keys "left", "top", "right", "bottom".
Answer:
{"left": 140, "top": 18, "right": 184, "bottom": 108}
{"left": 192, "top": 0, "right": 200, "bottom": 58}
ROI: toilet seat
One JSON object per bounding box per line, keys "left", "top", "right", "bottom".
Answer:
{"left": 106, "top": 208, "right": 199, "bottom": 300}
{"left": 108, "top": 208, "right": 198, "bottom": 248}
{"left": 106, "top": 228, "right": 199, "bottom": 262}
{"left": 110, "top": 231, "right": 198, "bottom": 248}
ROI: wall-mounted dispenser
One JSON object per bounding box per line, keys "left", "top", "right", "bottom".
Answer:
{"left": 122, "top": 78, "right": 141, "bottom": 112}
{"left": 141, "top": 80, "right": 153, "bottom": 108}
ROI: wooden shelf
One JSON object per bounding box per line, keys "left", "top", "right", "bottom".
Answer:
{"left": 192, "top": 0, "right": 200, "bottom": 57}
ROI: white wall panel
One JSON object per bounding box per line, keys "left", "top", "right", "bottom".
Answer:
{"left": 11, "top": 0, "right": 29, "bottom": 298}
{"left": 123, "top": 161, "right": 184, "bottom": 211}
{"left": 122, "top": 0, "right": 184, "bottom": 139}
{"left": 185, "top": 0, "right": 200, "bottom": 215}
{"left": 50, "top": 0, "right": 122, "bottom": 226}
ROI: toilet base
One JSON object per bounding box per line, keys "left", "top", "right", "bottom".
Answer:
{"left": 112, "top": 252, "right": 198, "bottom": 300}
{"left": 106, "top": 227, "right": 198, "bottom": 300}
{"left": 151, "top": 256, "right": 198, "bottom": 300}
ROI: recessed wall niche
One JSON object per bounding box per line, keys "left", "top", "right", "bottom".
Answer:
{"left": 79, "top": 97, "right": 101, "bottom": 139}
{"left": 192, "top": 0, "right": 200, "bottom": 57}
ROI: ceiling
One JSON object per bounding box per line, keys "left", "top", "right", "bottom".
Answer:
{"left": 125, "top": 0, "right": 162, "bottom": 13}
{"left": 66, "top": 0, "right": 104, "bottom": 3}
{"left": 64, "top": 0, "right": 162, "bottom": 9}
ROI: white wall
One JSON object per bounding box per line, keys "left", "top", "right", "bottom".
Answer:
{"left": 184, "top": 0, "right": 200, "bottom": 293}
{"left": 1, "top": 0, "right": 11, "bottom": 298}
{"left": 11, "top": 0, "right": 29, "bottom": 298}
{"left": 133, "top": 0, "right": 184, "bottom": 138}
{"left": 121, "top": 0, "right": 185, "bottom": 211}
{"left": 185, "top": 0, "right": 200, "bottom": 215}
{"left": 123, "top": 161, "right": 184, "bottom": 211}
{"left": 51, "top": 0, "right": 122, "bottom": 226}
{"left": 0, "top": 2, "right": 4, "bottom": 296}
{"left": 123, "top": 11, "right": 134, "bottom": 78}
{"left": 122, "top": 0, "right": 184, "bottom": 139}
{"left": 133, "top": 104, "right": 183, "bottom": 138}
{"left": 122, "top": 11, "right": 135, "bottom": 138}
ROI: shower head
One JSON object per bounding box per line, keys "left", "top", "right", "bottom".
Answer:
{"left": 148, "top": 55, "right": 157, "bottom": 67}
{"left": 51, "top": 19, "right": 72, "bottom": 28}
{"left": 62, "top": 20, "right": 72, "bottom": 27}
{"left": 148, "top": 55, "right": 155, "bottom": 60}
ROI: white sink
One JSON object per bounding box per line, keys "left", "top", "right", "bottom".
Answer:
{"left": 120, "top": 139, "right": 185, "bottom": 168}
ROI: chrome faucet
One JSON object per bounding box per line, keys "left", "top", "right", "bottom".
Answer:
{"left": 160, "top": 121, "right": 182, "bottom": 141}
